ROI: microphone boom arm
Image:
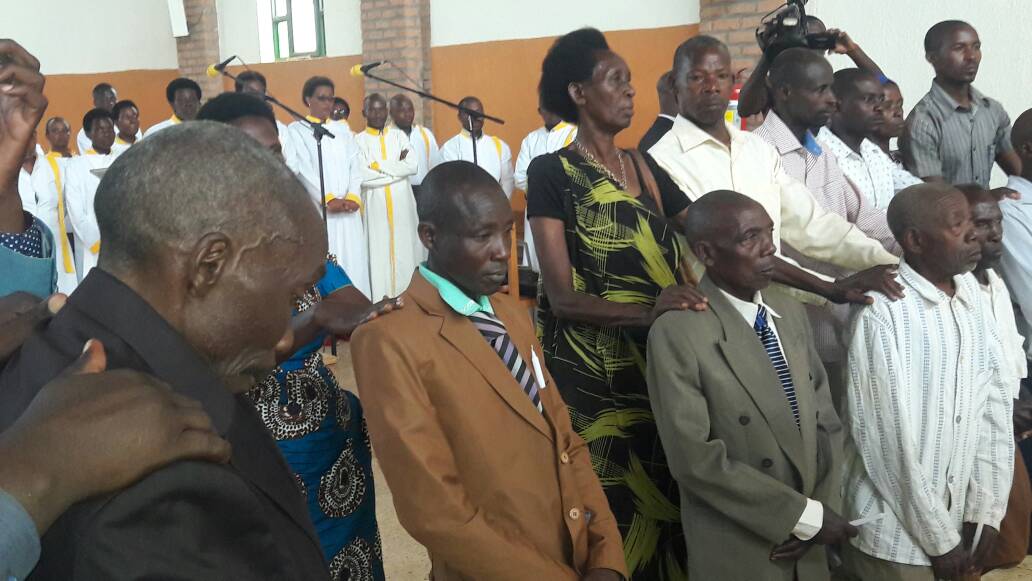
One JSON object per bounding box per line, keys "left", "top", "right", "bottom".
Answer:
{"left": 361, "top": 69, "right": 505, "bottom": 125}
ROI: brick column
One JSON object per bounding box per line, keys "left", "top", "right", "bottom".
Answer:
{"left": 359, "top": 0, "right": 433, "bottom": 128}
{"left": 699, "top": 0, "right": 783, "bottom": 77}
{"left": 174, "top": 0, "right": 223, "bottom": 101}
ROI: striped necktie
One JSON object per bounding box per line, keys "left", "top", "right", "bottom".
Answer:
{"left": 468, "top": 310, "right": 543, "bottom": 413}
{"left": 754, "top": 305, "right": 800, "bottom": 427}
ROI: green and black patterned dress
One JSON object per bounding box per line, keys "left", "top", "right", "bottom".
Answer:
{"left": 526, "top": 149, "right": 690, "bottom": 580}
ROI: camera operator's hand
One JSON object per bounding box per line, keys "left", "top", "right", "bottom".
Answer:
{"left": 827, "top": 29, "right": 859, "bottom": 55}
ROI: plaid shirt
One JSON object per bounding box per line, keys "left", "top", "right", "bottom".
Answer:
{"left": 754, "top": 112, "right": 900, "bottom": 362}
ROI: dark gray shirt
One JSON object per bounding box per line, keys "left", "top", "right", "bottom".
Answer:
{"left": 901, "top": 81, "right": 1014, "bottom": 188}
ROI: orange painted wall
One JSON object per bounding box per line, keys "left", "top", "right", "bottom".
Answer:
{"left": 221, "top": 55, "right": 366, "bottom": 126}
{"left": 429, "top": 24, "right": 699, "bottom": 155}
{"left": 38, "top": 69, "right": 179, "bottom": 150}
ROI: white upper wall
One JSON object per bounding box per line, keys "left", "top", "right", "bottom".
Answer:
{"left": 218, "top": 0, "right": 362, "bottom": 63}
{"left": 0, "top": 0, "right": 179, "bottom": 74}
{"left": 809, "top": 0, "right": 1031, "bottom": 185}
{"left": 430, "top": 0, "right": 700, "bottom": 47}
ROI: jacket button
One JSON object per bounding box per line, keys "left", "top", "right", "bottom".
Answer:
{"left": 761, "top": 458, "right": 773, "bottom": 468}
{"left": 569, "top": 508, "right": 581, "bottom": 520}
{"left": 560, "top": 452, "right": 570, "bottom": 464}
{"left": 739, "top": 415, "right": 750, "bottom": 425}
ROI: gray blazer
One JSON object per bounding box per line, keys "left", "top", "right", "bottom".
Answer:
{"left": 647, "top": 275, "right": 842, "bottom": 581}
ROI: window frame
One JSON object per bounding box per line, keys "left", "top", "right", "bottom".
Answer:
{"left": 270, "top": 0, "right": 325, "bottom": 60}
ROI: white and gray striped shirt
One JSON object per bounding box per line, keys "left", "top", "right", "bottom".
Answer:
{"left": 842, "top": 260, "right": 1013, "bottom": 565}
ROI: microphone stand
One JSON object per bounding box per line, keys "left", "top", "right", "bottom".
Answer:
{"left": 360, "top": 67, "right": 503, "bottom": 167}
{"left": 211, "top": 65, "right": 335, "bottom": 229}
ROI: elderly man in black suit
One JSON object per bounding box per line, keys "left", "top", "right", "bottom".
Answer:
{"left": 0, "top": 120, "right": 333, "bottom": 579}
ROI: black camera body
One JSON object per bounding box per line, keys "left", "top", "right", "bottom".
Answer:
{"left": 756, "top": 0, "right": 837, "bottom": 59}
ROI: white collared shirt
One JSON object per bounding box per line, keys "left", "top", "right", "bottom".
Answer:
{"left": 718, "top": 287, "right": 824, "bottom": 540}
{"left": 648, "top": 115, "right": 896, "bottom": 274}
{"left": 817, "top": 128, "right": 922, "bottom": 211}
{"left": 437, "top": 131, "right": 514, "bottom": 198}
{"left": 514, "top": 122, "right": 577, "bottom": 191}
{"left": 978, "top": 268, "right": 1027, "bottom": 396}
{"left": 999, "top": 175, "right": 1032, "bottom": 359}
{"left": 843, "top": 260, "right": 1013, "bottom": 565}
{"left": 143, "top": 115, "right": 181, "bottom": 139}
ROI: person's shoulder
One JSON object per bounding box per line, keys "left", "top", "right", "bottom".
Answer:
{"left": 648, "top": 124, "right": 680, "bottom": 158}
{"left": 649, "top": 306, "right": 720, "bottom": 345}
{"left": 527, "top": 150, "right": 566, "bottom": 175}
{"left": 351, "top": 291, "right": 427, "bottom": 346}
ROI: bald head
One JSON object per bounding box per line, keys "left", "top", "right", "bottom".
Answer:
{"left": 418, "top": 161, "right": 504, "bottom": 231}
{"left": 96, "top": 122, "right": 319, "bottom": 271}
{"left": 1012, "top": 108, "right": 1032, "bottom": 164}
{"left": 886, "top": 182, "right": 963, "bottom": 241}
{"left": 684, "top": 190, "right": 763, "bottom": 246}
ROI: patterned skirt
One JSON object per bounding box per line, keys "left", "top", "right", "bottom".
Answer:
{"left": 249, "top": 352, "right": 385, "bottom": 581}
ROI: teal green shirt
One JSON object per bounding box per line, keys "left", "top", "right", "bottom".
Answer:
{"left": 418, "top": 263, "right": 494, "bottom": 316}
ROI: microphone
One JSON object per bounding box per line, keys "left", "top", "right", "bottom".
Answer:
{"left": 206, "top": 55, "right": 237, "bottom": 78}
{"left": 349, "top": 61, "right": 388, "bottom": 77}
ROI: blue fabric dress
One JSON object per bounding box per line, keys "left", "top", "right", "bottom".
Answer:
{"left": 248, "top": 258, "right": 384, "bottom": 581}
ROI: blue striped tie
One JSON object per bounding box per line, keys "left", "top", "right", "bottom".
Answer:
{"left": 754, "top": 305, "right": 800, "bottom": 427}
{"left": 468, "top": 310, "right": 543, "bottom": 413}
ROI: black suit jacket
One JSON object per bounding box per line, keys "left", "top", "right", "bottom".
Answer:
{"left": 637, "top": 115, "right": 675, "bottom": 154}
{"left": 0, "top": 270, "right": 330, "bottom": 580}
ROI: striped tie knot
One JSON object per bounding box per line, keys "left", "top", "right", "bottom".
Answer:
{"left": 467, "top": 309, "right": 543, "bottom": 414}
{"left": 468, "top": 310, "right": 507, "bottom": 340}
{"left": 754, "top": 304, "right": 769, "bottom": 333}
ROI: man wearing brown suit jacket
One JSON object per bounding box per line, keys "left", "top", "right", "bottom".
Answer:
{"left": 351, "top": 161, "right": 626, "bottom": 581}
{"left": 647, "top": 190, "right": 857, "bottom": 581}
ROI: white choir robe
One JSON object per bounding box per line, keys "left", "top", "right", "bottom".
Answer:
{"left": 437, "top": 131, "right": 514, "bottom": 198}
{"left": 65, "top": 149, "right": 123, "bottom": 280}
{"left": 514, "top": 121, "right": 577, "bottom": 271}
{"left": 274, "top": 119, "right": 296, "bottom": 159}
{"left": 285, "top": 117, "right": 370, "bottom": 298}
{"left": 354, "top": 127, "right": 422, "bottom": 299}
{"left": 395, "top": 124, "right": 439, "bottom": 187}
{"left": 143, "top": 115, "right": 182, "bottom": 139}
{"left": 78, "top": 127, "right": 142, "bottom": 154}
{"left": 18, "top": 166, "right": 36, "bottom": 218}
{"left": 31, "top": 152, "right": 78, "bottom": 293}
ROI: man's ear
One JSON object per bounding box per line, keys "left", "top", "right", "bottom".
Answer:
{"left": 417, "top": 223, "right": 435, "bottom": 253}
{"left": 692, "top": 240, "right": 717, "bottom": 268}
{"left": 925, "top": 51, "right": 936, "bottom": 67}
{"left": 900, "top": 227, "right": 923, "bottom": 257}
{"left": 186, "top": 232, "right": 232, "bottom": 297}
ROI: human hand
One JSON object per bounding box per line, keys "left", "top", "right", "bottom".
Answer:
{"left": 326, "top": 198, "right": 349, "bottom": 213}
{"left": 928, "top": 542, "right": 973, "bottom": 580}
{"left": 990, "top": 186, "right": 1021, "bottom": 201}
{"left": 963, "top": 522, "right": 999, "bottom": 573}
{"left": 342, "top": 199, "right": 360, "bottom": 213}
{"left": 652, "top": 284, "right": 708, "bottom": 322}
{"left": 0, "top": 40, "right": 47, "bottom": 180}
{"left": 580, "top": 569, "right": 623, "bottom": 581}
{"left": 770, "top": 537, "right": 812, "bottom": 561}
{"left": 811, "top": 506, "right": 859, "bottom": 545}
{"left": 827, "top": 29, "right": 858, "bottom": 55}
{"left": 0, "top": 292, "right": 65, "bottom": 363}
{"left": 829, "top": 265, "right": 903, "bottom": 304}
{"left": 0, "top": 340, "right": 231, "bottom": 533}
{"left": 316, "top": 295, "right": 403, "bottom": 338}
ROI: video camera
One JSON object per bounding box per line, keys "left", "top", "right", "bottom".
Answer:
{"left": 755, "top": 0, "right": 838, "bottom": 60}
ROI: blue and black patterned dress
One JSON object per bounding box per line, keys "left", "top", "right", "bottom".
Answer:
{"left": 248, "top": 258, "right": 384, "bottom": 581}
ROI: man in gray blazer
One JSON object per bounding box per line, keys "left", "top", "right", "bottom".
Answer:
{"left": 647, "top": 190, "right": 856, "bottom": 580}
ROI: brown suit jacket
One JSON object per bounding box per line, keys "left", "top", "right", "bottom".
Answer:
{"left": 351, "top": 273, "right": 626, "bottom": 580}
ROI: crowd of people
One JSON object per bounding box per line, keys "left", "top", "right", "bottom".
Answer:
{"left": 1, "top": 10, "right": 1032, "bottom": 581}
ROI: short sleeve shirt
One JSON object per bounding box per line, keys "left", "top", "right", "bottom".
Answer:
{"left": 901, "top": 82, "right": 1014, "bottom": 188}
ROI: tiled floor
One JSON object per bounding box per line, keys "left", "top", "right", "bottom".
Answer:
{"left": 330, "top": 347, "right": 1032, "bottom": 580}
